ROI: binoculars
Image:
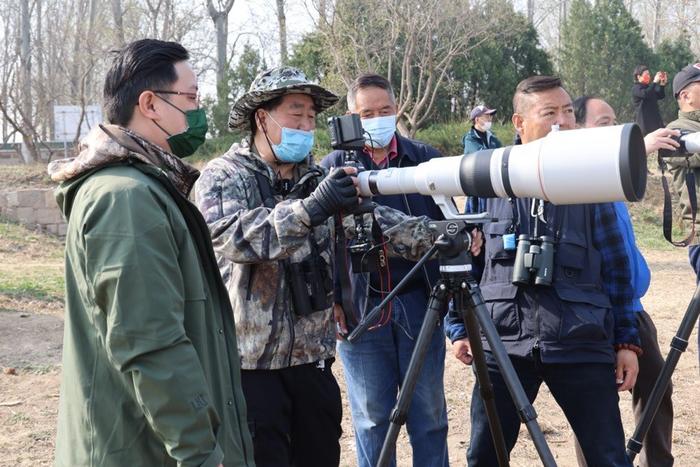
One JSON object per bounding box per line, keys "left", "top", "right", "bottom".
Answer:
{"left": 512, "top": 234, "right": 555, "bottom": 287}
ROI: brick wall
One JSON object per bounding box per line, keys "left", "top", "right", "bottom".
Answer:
{"left": 0, "top": 188, "right": 66, "bottom": 237}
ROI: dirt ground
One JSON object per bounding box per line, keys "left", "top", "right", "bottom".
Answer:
{"left": 1, "top": 246, "right": 699, "bottom": 466}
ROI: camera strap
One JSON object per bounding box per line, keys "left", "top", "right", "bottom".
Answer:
{"left": 658, "top": 156, "right": 697, "bottom": 246}
{"left": 334, "top": 214, "right": 360, "bottom": 327}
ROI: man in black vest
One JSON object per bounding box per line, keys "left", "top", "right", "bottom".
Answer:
{"left": 452, "top": 76, "right": 641, "bottom": 466}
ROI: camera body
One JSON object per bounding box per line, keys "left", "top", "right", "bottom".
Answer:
{"left": 328, "top": 114, "right": 365, "bottom": 151}
{"left": 328, "top": 114, "right": 384, "bottom": 273}
{"left": 658, "top": 130, "right": 700, "bottom": 159}
{"left": 512, "top": 234, "right": 555, "bottom": 287}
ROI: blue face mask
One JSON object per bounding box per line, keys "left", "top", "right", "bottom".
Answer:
{"left": 362, "top": 115, "right": 396, "bottom": 148}
{"left": 266, "top": 112, "right": 315, "bottom": 163}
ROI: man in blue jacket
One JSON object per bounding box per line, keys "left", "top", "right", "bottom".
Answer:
{"left": 463, "top": 104, "right": 502, "bottom": 155}
{"left": 321, "top": 73, "right": 450, "bottom": 467}
{"left": 462, "top": 104, "right": 502, "bottom": 215}
{"left": 573, "top": 95, "right": 678, "bottom": 467}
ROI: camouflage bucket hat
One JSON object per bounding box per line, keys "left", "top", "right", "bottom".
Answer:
{"left": 228, "top": 66, "right": 339, "bottom": 131}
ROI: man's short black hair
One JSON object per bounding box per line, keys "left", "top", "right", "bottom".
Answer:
{"left": 347, "top": 73, "right": 395, "bottom": 110}
{"left": 512, "top": 75, "right": 564, "bottom": 114}
{"left": 103, "top": 39, "right": 189, "bottom": 126}
{"left": 573, "top": 95, "right": 594, "bottom": 125}
{"left": 633, "top": 64, "right": 649, "bottom": 82}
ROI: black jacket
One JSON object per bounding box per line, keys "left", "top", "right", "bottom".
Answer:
{"left": 632, "top": 82, "right": 665, "bottom": 135}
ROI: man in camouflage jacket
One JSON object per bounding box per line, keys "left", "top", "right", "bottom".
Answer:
{"left": 195, "top": 66, "right": 436, "bottom": 467}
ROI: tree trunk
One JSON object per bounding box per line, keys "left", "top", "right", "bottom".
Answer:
{"left": 318, "top": 0, "right": 327, "bottom": 23}
{"left": 527, "top": 0, "right": 535, "bottom": 23}
{"left": 277, "top": 0, "right": 288, "bottom": 65}
{"left": 36, "top": 0, "right": 47, "bottom": 141}
{"left": 20, "top": 0, "right": 36, "bottom": 163}
{"left": 652, "top": 0, "right": 662, "bottom": 50}
{"left": 111, "top": 0, "right": 125, "bottom": 45}
{"left": 207, "top": 0, "right": 236, "bottom": 90}
{"left": 214, "top": 15, "right": 228, "bottom": 84}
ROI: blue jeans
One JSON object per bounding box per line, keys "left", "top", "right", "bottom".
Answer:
{"left": 467, "top": 351, "right": 631, "bottom": 467}
{"left": 337, "top": 287, "right": 449, "bottom": 467}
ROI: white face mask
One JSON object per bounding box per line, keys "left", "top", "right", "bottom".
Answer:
{"left": 481, "top": 121, "right": 492, "bottom": 132}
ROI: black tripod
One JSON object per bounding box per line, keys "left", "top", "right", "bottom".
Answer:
{"left": 347, "top": 220, "right": 557, "bottom": 467}
{"left": 626, "top": 281, "right": 700, "bottom": 461}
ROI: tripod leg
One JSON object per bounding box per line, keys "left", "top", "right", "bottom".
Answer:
{"left": 456, "top": 290, "right": 510, "bottom": 467}
{"left": 465, "top": 281, "right": 558, "bottom": 467}
{"left": 376, "top": 283, "right": 448, "bottom": 467}
{"left": 627, "top": 281, "right": 700, "bottom": 461}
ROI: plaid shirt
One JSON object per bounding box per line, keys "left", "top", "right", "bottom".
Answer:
{"left": 593, "top": 202, "right": 640, "bottom": 346}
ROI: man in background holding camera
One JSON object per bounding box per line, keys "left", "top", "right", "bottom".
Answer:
{"left": 321, "top": 73, "right": 453, "bottom": 467}
{"left": 633, "top": 64, "right": 667, "bottom": 136}
{"left": 195, "top": 67, "right": 440, "bottom": 467}
{"left": 450, "top": 76, "right": 641, "bottom": 466}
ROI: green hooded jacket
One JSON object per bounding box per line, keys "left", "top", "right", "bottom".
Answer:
{"left": 50, "top": 125, "right": 254, "bottom": 467}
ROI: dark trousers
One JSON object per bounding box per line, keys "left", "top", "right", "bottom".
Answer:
{"left": 241, "top": 358, "right": 342, "bottom": 467}
{"left": 574, "top": 311, "right": 674, "bottom": 467}
{"left": 467, "top": 351, "right": 631, "bottom": 467}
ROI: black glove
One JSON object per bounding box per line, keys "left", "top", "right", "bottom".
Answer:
{"left": 302, "top": 168, "right": 359, "bottom": 226}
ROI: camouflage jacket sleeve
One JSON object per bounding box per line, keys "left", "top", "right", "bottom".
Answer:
{"left": 343, "top": 204, "right": 435, "bottom": 262}
{"left": 195, "top": 162, "right": 314, "bottom": 264}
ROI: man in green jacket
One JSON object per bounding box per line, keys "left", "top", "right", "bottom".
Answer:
{"left": 49, "top": 39, "right": 254, "bottom": 467}
{"left": 666, "top": 63, "right": 700, "bottom": 366}
{"left": 667, "top": 64, "right": 700, "bottom": 243}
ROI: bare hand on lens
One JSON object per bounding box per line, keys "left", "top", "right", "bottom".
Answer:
{"left": 303, "top": 167, "right": 359, "bottom": 226}
{"left": 644, "top": 127, "right": 681, "bottom": 154}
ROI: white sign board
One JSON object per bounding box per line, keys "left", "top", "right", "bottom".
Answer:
{"left": 53, "top": 105, "right": 102, "bottom": 142}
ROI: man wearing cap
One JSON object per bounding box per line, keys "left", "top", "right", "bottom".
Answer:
{"left": 463, "top": 104, "right": 502, "bottom": 155}
{"left": 194, "top": 66, "right": 438, "bottom": 467}
{"left": 665, "top": 63, "right": 700, "bottom": 364}
{"left": 462, "top": 105, "right": 502, "bottom": 215}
